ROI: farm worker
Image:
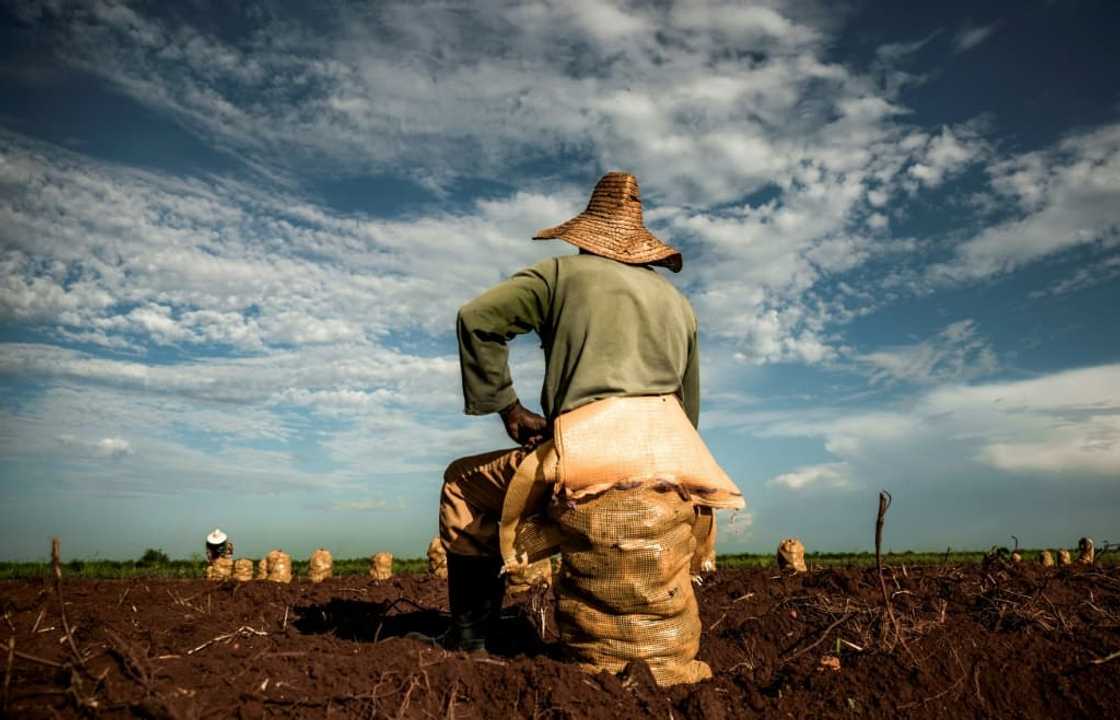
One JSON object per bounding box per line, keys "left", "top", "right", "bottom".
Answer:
{"left": 437, "top": 172, "right": 724, "bottom": 652}
{"left": 205, "top": 528, "right": 233, "bottom": 563}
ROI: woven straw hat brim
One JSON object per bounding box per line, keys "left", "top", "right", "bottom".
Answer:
{"left": 534, "top": 216, "right": 682, "bottom": 272}
{"left": 534, "top": 171, "right": 683, "bottom": 272}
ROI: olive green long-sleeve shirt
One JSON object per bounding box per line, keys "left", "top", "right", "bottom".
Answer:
{"left": 456, "top": 253, "right": 700, "bottom": 427}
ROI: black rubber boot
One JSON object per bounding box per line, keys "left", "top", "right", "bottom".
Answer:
{"left": 446, "top": 552, "right": 506, "bottom": 652}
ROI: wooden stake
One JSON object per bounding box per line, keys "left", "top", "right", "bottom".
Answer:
{"left": 50, "top": 538, "right": 85, "bottom": 670}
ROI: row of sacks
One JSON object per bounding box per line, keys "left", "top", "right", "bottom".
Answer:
{"left": 1030, "top": 538, "right": 1096, "bottom": 566}
{"left": 205, "top": 548, "right": 408, "bottom": 583}
{"left": 204, "top": 548, "right": 343, "bottom": 583}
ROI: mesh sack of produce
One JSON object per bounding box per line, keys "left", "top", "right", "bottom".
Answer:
{"left": 1040, "top": 550, "right": 1054, "bottom": 567}
{"left": 267, "top": 551, "right": 293, "bottom": 583}
{"left": 1077, "top": 537, "right": 1095, "bottom": 565}
{"left": 506, "top": 557, "right": 552, "bottom": 595}
{"left": 257, "top": 557, "right": 269, "bottom": 580}
{"left": 370, "top": 552, "right": 393, "bottom": 580}
{"left": 232, "top": 558, "right": 254, "bottom": 582}
{"left": 206, "top": 556, "right": 234, "bottom": 581}
{"left": 777, "top": 538, "right": 807, "bottom": 572}
{"left": 308, "top": 548, "right": 333, "bottom": 583}
{"left": 549, "top": 485, "right": 710, "bottom": 687}
{"left": 426, "top": 537, "right": 448, "bottom": 579}
{"left": 1058, "top": 549, "right": 1072, "bottom": 566}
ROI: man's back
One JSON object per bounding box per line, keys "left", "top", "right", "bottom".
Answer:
{"left": 457, "top": 253, "right": 699, "bottom": 426}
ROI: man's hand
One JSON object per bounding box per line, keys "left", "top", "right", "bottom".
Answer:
{"left": 499, "top": 400, "right": 549, "bottom": 448}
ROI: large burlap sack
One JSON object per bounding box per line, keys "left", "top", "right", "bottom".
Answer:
{"left": 550, "top": 486, "right": 710, "bottom": 687}
{"left": 206, "top": 556, "right": 233, "bottom": 581}
{"left": 1039, "top": 550, "right": 1054, "bottom": 567}
{"left": 427, "top": 537, "right": 448, "bottom": 579}
{"left": 370, "top": 552, "right": 393, "bottom": 580}
{"left": 267, "top": 551, "right": 292, "bottom": 583}
{"left": 232, "top": 558, "right": 254, "bottom": 582}
{"left": 777, "top": 538, "right": 807, "bottom": 573}
{"left": 507, "top": 557, "right": 552, "bottom": 595}
{"left": 1077, "top": 537, "right": 1095, "bottom": 565}
{"left": 308, "top": 548, "right": 332, "bottom": 583}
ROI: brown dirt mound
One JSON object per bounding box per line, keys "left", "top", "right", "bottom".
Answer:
{"left": 1, "top": 563, "right": 1117, "bottom": 718}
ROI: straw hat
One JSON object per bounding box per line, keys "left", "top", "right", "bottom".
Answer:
{"left": 207, "top": 528, "right": 227, "bottom": 545}
{"left": 534, "top": 172, "right": 682, "bottom": 272}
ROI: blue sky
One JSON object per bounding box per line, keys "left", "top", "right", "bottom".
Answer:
{"left": 1, "top": 0, "right": 1118, "bottom": 561}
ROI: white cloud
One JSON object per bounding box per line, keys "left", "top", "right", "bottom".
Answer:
{"left": 738, "top": 364, "right": 1120, "bottom": 482}
{"left": 859, "top": 319, "right": 999, "bottom": 386}
{"left": 954, "top": 22, "right": 1000, "bottom": 53}
{"left": 769, "top": 462, "right": 851, "bottom": 491}
{"left": 94, "top": 436, "right": 133, "bottom": 458}
{"left": 931, "top": 124, "right": 1120, "bottom": 281}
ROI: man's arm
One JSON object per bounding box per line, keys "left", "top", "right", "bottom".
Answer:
{"left": 456, "top": 260, "right": 554, "bottom": 438}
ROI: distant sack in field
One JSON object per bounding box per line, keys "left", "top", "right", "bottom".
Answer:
{"left": 267, "top": 550, "right": 293, "bottom": 583}
{"left": 426, "top": 538, "right": 447, "bottom": 579}
{"left": 308, "top": 548, "right": 333, "bottom": 583}
{"left": 1078, "top": 537, "right": 1095, "bottom": 565}
{"left": 1040, "top": 550, "right": 1055, "bottom": 567}
{"left": 205, "top": 556, "right": 233, "bottom": 581}
{"left": 370, "top": 552, "right": 393, "bottom": 580}
{"left": 1058, "top": 549, "right": 1073, "bottom": 566}
{"left": 777, "top": 538, "right": 807, "bottom": 573}
{"left": 258, "top": 549, "right": 284, "bottom": 580}
{"left": 232, "top": 558, "right": 254, "bottom": 582}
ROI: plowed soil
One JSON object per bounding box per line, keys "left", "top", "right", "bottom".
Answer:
{"left": 2, "top": 563, "right": 1118, "bottom": 718}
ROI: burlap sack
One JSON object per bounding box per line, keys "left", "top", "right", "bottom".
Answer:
{"left": 206, "top": 556, "right": 233, "bottom": 581}
{"left": 506, "top": 557, "right": 552, "bottom": 595}
{"left": 550, "top": 486, "right": 710, "bottom": 687}
{"left": 370, "top": 552, "right": 393, "bottom": 580}
{"left": 308, "top": 548, "right": 333, "bottom": 583}
{"left": 1058, "top": 549, "right": 1072, "bottom": 566}
{"left": 777, "top": 538, "right": 807, "bottom": 573}
{"left": 257, "top": 549, "right": 283, "bottom": 580}
{"left": 232, "top": 558, "right": 254, "bottom": 582}
{"left": 1039, "top": 550, "right": 1054, "bottom": 567}
{"left": 1077, "top": 538, "right": 1095, "bottom": 565}
{"left": 267, "top": 551, "right": 292, "bottom": 583}
{"left": 426, "top": 537, "right": 448, "bottom": 579}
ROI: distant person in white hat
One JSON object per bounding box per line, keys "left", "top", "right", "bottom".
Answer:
{"left": 205, "top": 529, "right": 233, "bottom": 563}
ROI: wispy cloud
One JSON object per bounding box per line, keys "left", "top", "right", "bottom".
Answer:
{"left": 954, "top": 22, "right": 1001, "bottom": 53}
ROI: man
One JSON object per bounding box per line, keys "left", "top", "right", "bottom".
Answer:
{"left": 439, "top": 171, "right": 707, "bottom": 651}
